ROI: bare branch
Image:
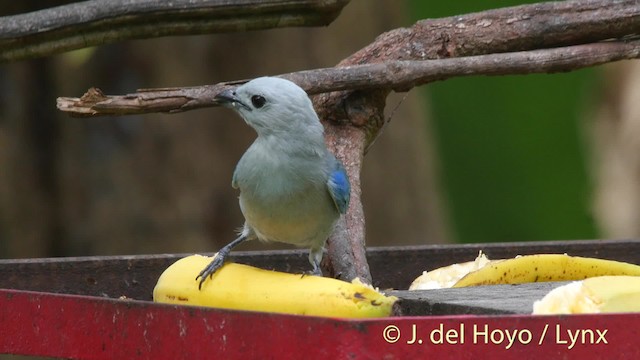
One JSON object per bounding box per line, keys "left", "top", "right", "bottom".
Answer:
{"left": 349, "top": 0, "right": 640, "bottom": 63}
{"left": 57, "top": 40, "right": 640, "bottom": 117}
{"left": 0, "top": 0, "right": 350, "bottom": 62}
{"left": 314, "top": 0, "right": 640, "bottom": 282}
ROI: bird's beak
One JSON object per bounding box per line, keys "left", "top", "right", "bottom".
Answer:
{"left": 215, "top": 88, "right": 251, "bottom": 111}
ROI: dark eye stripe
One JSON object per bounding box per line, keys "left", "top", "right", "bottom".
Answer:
{"left": 251, "top": 95, "right": 266, "bottom": 108}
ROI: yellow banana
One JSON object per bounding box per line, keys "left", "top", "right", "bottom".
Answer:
{"left": 410, "top": 253, "right": 640, "bottom": 289}
{"left": 533, "top": 275, "right": 640, "bottom": 314}
{"left": 153, "top": 254, "right": 396, "bottom": 318}
{"left": 453, "top": 254, "right": 640, "bottom": 287}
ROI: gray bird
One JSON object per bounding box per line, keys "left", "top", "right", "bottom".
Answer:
{"left": 197, "top": 77, "right": 350, "bottom": 289}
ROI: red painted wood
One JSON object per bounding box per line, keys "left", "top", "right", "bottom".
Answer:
{"left": 0, "top": 289, "right": 637, "bottom": 359}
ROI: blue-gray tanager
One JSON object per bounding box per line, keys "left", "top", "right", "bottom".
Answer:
{"left": 197, "top": 77, "right": 351, "bottom": 289}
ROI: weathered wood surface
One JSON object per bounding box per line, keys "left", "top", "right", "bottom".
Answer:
{"left": 0, "top": 239, "right": 638, "bottom": 304}
{"left": 392, "top": 282, "right": 571, "bottom": 315}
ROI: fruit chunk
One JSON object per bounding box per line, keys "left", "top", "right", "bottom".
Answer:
{"left": 409, "top": 253, "right": 640, "bottom": 289}
{"left": 409, "top": 251, "right": 491, "bottom": 290}
{"left": 533, "top": 276, "right": 640, "bottom": 314}
{"left": 153, "top": 254, "right": 396, "bottom": 318}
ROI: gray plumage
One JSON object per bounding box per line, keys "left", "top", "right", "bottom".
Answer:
{"left": 197, "top": 77, "right": 350, "bottom": 288}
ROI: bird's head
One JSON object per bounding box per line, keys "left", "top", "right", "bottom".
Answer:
{"left": 215, "top": 77, "right": 322, "bottom": 136}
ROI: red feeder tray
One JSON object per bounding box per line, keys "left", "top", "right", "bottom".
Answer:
{"left": 0, "top": 239, "right": 638, "bottom": 359}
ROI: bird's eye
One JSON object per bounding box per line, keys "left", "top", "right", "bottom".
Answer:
{"left": 251, "top": 95, "right": 266, "bottom": 108}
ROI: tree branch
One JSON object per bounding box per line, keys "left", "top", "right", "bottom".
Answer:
{"left": 313, "top": 0, "right": 640, "bottom": 282}
{"left": 350, "top": 0, "right": 640, "bottom": 63}
{"left": 0, "top": 0, "right": 350, "bottom": 62}
{"left": 57, "top": 40, "right": 640, "bottom": 117}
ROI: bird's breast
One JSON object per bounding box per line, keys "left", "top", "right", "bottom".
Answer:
{"left": 237, "top": 177, "right": 338, "bottom": 247}
{"left": 233, "top": 139, "right": 338, "bottom": 246}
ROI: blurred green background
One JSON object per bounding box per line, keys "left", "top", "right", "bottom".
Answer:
{"left": 410, "top": 0, "right": 599, "bottom": 243}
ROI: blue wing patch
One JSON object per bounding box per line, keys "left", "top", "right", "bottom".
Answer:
{"left": 327, "top": 161, "right": 350, "bottom": 214}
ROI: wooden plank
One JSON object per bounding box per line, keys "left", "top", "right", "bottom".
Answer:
{"left": 0, "top": 251, "right": 311, "bottom": 300}
{"left": 1, "top": 289, "right": 638, "bottom": 359}
{"left": 392, "top": 282, "right": 571, "bottom": 315}
{"left": 0, "top": 239, "right": 639, "bottom": 300}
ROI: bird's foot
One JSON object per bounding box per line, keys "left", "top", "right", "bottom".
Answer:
{"left": 196, "top": 234, "right": 248, "bottom": 290}
{"left": 300, "top": 268, "right": 323, "bottom": 279}
{"left": 309, "top": 262, "right": 323, "bottom": 277}
{"left": 195, "top": 254, "right": 226, "bottom": 290}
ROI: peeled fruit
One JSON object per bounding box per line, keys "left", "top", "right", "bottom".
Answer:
{"left": 409, "top": 252, "right": 640, "bottom": 289}
{"left": 533, "top": 276, "right": 640, "bottom": 314}
{"left": 153, "top": 254, "right": 397, "bottom": 318}
{"left": 409, "top": 251, "right": 491, "bottom": 290}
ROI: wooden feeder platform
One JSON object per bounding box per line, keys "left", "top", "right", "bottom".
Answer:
{"left": 1, "top": 239, "right": 639, "bottom": 359}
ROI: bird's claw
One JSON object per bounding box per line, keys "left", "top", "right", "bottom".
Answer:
{"left": 300, "top": 268, "right": 323, "bottom": 279}
{"left": 309, "top": 262, "right": 323, "bottom": 277}
{"left": 196, "top": 234, "right": 248, "bottom": 290}
{"left": 195, "top": 255, "right": 225, "bottom": 290}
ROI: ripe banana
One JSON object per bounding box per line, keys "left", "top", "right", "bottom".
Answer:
{"left": 533, "top": 276, "right": 640, "bottom": 314}
{"left": 454, "top": 254, "right": 640, "bottom": 287}
{"left": 410, "top": 252, "right": 640, "bottom": 289}
{"left": 153, "top": 254, "right": 397, "bottom": 318}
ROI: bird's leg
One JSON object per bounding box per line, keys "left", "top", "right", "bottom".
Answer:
{"left": 308, "top": 247, "right": 324, "bottom": 276}
{"left": 196, "top": 234, "right": 247, "bottom": 290}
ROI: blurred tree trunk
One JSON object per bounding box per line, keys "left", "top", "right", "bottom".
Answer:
{"left": 0, "top": 60, "right": 60, "bottom": 257}
{"left": 0, "top": 1, "right": 72, "bottom": 258}
{"left": 0, "top": 0, "right": 449, "bottom": 259}
{"left": 591, "top": 61, "right": 640, "bottom": 238}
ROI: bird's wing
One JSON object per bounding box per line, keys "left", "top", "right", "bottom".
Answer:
{"left": 327, "top": 159, "right": 350, "bottom": 214}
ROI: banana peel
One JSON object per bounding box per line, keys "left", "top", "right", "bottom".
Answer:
{"left": 533, "top": 275, "right": 640, "bottom": 314}
{"left": 410, "top": 252, "right": 640, "bottom": 289}
{"left": 153, "top": 254, "right": 397, "bottom": 318}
